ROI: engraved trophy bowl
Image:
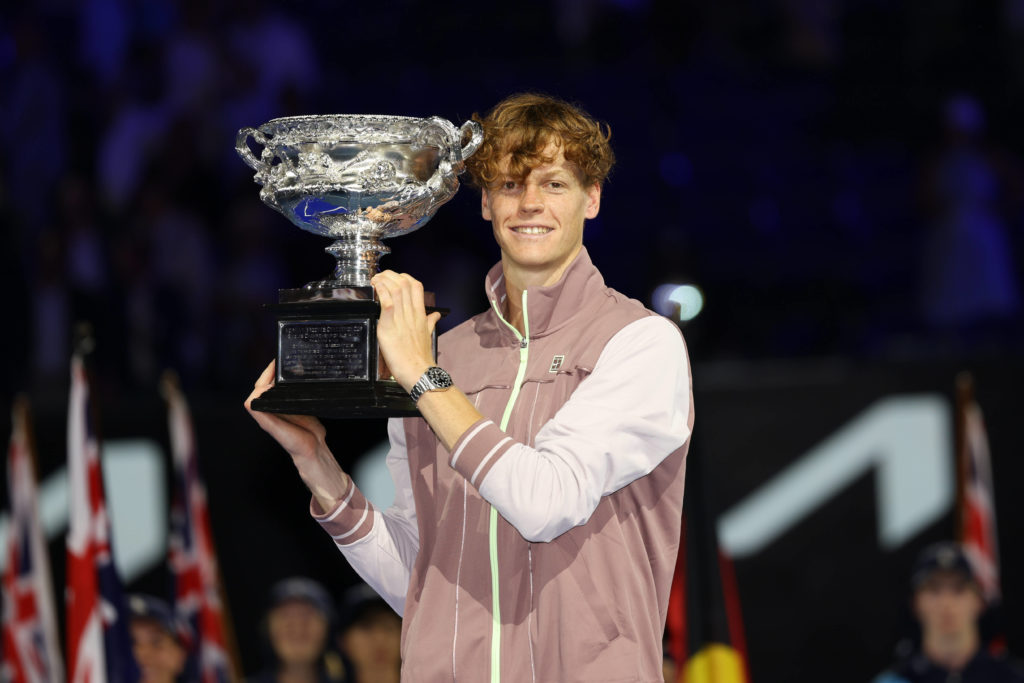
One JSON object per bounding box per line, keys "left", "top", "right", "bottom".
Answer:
{"left": 236, "top": 114, "right": 483, "bottom": 418}
{"left": 237, "top": 114, "right": 483, "bottom": 287}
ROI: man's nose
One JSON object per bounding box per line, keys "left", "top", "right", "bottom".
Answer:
{"left": 518, "top": 183, "right": 544, "bottom": 212}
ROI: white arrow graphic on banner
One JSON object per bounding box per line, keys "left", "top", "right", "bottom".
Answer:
{"left": 717, "top": 395, "right": 953, "bottom": 558}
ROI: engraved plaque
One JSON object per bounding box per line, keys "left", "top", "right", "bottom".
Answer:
{"left": 278, "top": 319, "right": 370, "bottom": 382}
{"left": 250, "top": 287, "right": 439, "bottom": 418}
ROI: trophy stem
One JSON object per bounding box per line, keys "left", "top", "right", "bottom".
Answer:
{"left": 316, "top": 236, "right": 391, "bottom": 288}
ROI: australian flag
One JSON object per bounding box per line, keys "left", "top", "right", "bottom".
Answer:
{"left": 2, "top": 397, "right": 64, "bottom": 683}
{"left": 164, "top": 372, "right": 237, "bottom": 683}
{"left": 65, "top": 353, "right": 140, "bottom": 683}
{"left": 956, "top": 380, "right": 1001, "bottom": 604}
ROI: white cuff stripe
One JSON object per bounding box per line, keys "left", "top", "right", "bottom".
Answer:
{"left": 450, "top": 420, "right": 493, "bottom": 467}
{"left": 331, "top": 506, "right": 369, "bottom": 541}
{"left": 321, "top": 482, "right": 356, "bottom": 523}
{"left": 471, "top": 437, "right": 513, "bottom": 487}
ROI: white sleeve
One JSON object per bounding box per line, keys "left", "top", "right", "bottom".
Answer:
{"left": 448, "top": 315, "right": 691, "bottom": 542}
{"left": 312, "top": 418, "right": 419, "bottom": 615}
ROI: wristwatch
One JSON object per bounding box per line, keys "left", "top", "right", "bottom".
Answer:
{"left": 409, "top": 366, "right": 453, "bottom": 402}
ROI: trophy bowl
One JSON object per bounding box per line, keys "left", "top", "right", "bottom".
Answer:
{"left": 236, "top": 113, "right": 482, "bottom": 418}
{"left": 237, "top": 114, "right": 483, "bottom": 287}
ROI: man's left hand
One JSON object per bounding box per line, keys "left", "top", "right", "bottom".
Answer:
{"left": 371, "top": 270, "right": 442, "bottom": 391}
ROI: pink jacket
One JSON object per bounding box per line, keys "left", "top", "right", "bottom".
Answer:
{"left": 313, "top": 249, "right": 693, "bottom": 682}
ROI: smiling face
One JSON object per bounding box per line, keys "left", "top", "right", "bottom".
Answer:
{"left": 481, "top": 144, "right": 601, "bottom": 288}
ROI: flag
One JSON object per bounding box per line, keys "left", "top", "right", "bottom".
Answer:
{"left": 666, "top": 450, "right": 750, "bottom": 683}
{"left": 164, "top": 372, "right": 239, "bottom": 683}
{"left": 1, "top": 397, "right": 64, "bottom": 683}
{"left": 954, "top": 372, "right": 1000, "bottom": 603}
{"left": 66, "top": 351, "right": 140, "bottom": 683}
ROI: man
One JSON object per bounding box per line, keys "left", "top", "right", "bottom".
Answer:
{"left": 873, "top": 542, "right": 1024, "bottom": 683}
{"left": 127, "top": 594, "right": 190, "bottom": 683}
{"left": 247, "top": 93, "right": 693, "bottom": 682}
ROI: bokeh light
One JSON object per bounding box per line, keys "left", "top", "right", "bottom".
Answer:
{"left": 652, "top": 283, "right": 704, "bottom": 322}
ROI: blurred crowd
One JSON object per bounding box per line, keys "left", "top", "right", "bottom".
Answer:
{"left": 129, "top": 547, "right": 1024, "bottom": 683}
{"left": 3, "top": 0, "right": 1024, "bottom": 406}
{"left": 2, "top": 0, "right": 322, "bottom": 399}
{"left": 129, "top": 578, "right": 401, "bottom": 683}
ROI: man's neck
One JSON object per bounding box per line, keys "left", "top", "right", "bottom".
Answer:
{"left": 500, "top": 249, "right": 580, "bottom": 335}
{"left": 922, "top": 629, "right": 979, "bottom": 671}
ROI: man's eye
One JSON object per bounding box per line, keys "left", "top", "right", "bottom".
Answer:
{"left": 502, "top": 181, "right": 517, "bottom": 190}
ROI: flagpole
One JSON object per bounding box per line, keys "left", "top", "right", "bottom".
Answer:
{"left": 14, "top": 396, "right": 37, "bottom": 471}
{"left": 953, "top": 371, "right": 973, "bottom": 541}
{"left": 215, "top": 567, "right": 245, "bottom": 682}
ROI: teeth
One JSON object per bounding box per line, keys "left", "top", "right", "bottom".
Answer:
{"left": 513, "top": 226, "right": 552, "bottom": 235}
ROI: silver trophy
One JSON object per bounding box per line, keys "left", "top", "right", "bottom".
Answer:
{"left": 236, "top": 114, "right": 483, "bottom": 417}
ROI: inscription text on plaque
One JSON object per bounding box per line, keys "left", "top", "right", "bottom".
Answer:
{"left": 278, "top": 319, "right": 370, "bottom": 382}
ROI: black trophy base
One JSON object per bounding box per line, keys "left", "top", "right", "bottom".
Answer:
{"left": 250, "top": 381, "right": 418, "bottom": 419}
{"left": 250, "top": 284, "right": 442, "bottom": 419}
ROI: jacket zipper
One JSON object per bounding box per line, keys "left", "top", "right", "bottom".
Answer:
{"left": 486, "top": 289, "right": 530, "bottom": 683}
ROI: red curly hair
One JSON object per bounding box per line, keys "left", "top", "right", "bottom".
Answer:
{"left": 465, "top": 93, "right": 615, "bottom": 189}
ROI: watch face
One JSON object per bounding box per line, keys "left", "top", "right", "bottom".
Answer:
{"left": 426, "top": 366, "right": 453, "bottom": 389}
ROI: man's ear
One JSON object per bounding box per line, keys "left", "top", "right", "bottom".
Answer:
{"left": 585, "top": 183, "right": 601, "bottom": 220}
{"left": 481, "top": 190, "right": 492, "bottom": 221}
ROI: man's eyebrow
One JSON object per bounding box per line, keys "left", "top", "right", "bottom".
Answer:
{"left": 533, "top": 168, "right": 573, "bottom": 181}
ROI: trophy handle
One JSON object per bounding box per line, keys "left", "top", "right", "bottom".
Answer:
{"left": 236, "top": 127, "right": 268, "bottom": 173}
{"left": 459, "top": 120, "right": 484, "bottom": 161}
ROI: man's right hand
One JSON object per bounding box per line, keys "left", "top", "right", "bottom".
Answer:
{"left": 245, "top": 361, "right": 328, "bottom": 460}
{"left": 245, "top": 361, "right": 352, "bottom": 512}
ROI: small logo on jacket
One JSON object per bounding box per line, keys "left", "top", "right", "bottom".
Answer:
{"left": 549, "top": 355, "right": 565, "bottom": 373}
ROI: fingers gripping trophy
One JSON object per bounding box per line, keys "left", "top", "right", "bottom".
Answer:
{"left": 236, "top": 114, "right": 483, "bottom": 417}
